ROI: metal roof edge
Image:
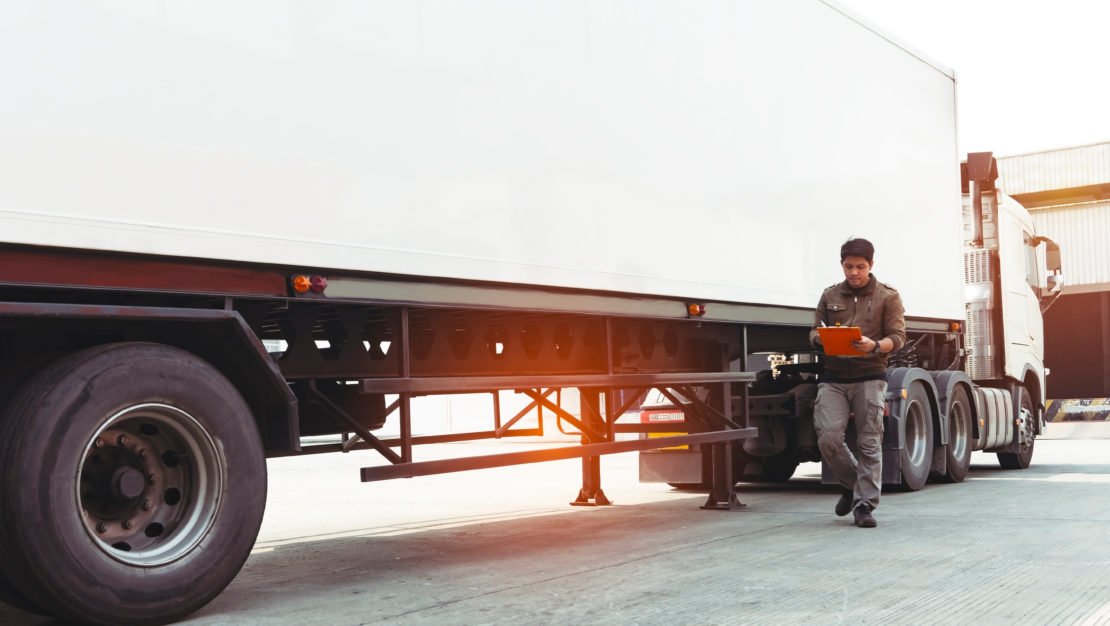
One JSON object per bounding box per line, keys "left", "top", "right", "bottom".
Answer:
{"left": 999, "top": 140, "right": 1110, "bottom": 159}
{"left": 1029, "top": 198, "right": 1110, "bottom": 213}
{"left": 819, "top": 0, "right": 956, "bottom": 81}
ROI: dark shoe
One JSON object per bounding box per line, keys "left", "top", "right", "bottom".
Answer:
{"left": 853, "top": 503, "right": 877, "bottom": 528}
{"left": 835, "top": 489, "right": 853, "bottom": 517}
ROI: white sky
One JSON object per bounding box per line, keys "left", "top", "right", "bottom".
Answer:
{"left": 835, "top": 0, "right": 1110, "bottom": 157}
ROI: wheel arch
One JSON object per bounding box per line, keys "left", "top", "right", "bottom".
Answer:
{"left": 0, "top": 302, "right": 298, "bottom": 453}
{"left": 887, "top": 367, "right": 941, "bottom": 448}
{"left": 930, "top": 370, "right": 979, "bottom": 443}
{"left": 1017, "top": 365, "right": 1045, "bottom": 435}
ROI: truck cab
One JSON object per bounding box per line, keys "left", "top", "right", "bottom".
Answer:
{"left": 963, "top": 153, "right": 1063, "bottom": 437}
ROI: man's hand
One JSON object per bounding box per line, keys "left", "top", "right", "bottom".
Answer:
{"left": 852, "top": 336, "right": 880, "bottom": 354}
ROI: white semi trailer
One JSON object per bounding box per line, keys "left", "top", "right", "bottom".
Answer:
{"left": 0, "top": 1, "right": 1061, "bottom": 624}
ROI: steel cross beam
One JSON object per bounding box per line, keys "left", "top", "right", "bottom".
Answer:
{"left": 342, "top": 395, "right": 403, "bottom": 452}
{"left": 358, "top": 371, "right": 754, "bottom": 395}
{"left": 305, "top": 380, "right": 403, "bottom": 464}
{"left": 495, "top": 388, "right": 558, "bottom": 437}
{"left": 672, "top": 384, "right": 743, "bottom": 430}
{"left": 520, "top": 388, "right": 606, "bottom": 442}
{"left": 610, "top": 387, "right": 650, "bottom": 422}
{"left": 360, "top": 427, "right": 758, "bottom": 481}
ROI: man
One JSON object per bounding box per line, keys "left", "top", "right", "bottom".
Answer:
{"left": 810, "top": 237, "right": 905, "bottom": 528}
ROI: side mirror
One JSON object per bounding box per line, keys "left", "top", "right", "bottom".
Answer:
{"left": 1032, "top": 235, "right": 1062, "bottom": 273}
{"left": 1031, "top": 235, "right": 1063, "bottom": 313}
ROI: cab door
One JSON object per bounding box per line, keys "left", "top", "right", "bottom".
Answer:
{"left": 995, "top": 196, "right": 1044, "bottom": 380}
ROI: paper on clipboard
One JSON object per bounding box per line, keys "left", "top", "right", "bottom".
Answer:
{"left": 818, "top": 326, "right": 866, "bottom": 356}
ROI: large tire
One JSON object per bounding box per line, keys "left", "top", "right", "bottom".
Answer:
{"left": 0, "top": 574, "right": 43, "bottom": 616}
{"left": 899, "top": 383, "right": 934, "bottom": 491}
{"left": 758, "top": 453, "right": 799, "bottom": 482}
{"left": 941, "top": 385, "right": 973, "bottom": 483}
{"left": 0, "top": 388, "right": 44, "bottom": 616}
{"left": 998, "top": 387, "right": 1036, "bottom": 470}
{"left": 0, "top": 343, "right": 266, "bottom": 625}
{"left": 0, "top": 357, "right": 50, "bottom": 617}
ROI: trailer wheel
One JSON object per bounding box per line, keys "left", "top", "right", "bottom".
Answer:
{"left": 941, "top": 385, "right": 973, "bottom": 483}
{"left": 899, "top": 383, "right": 933, "bottom": 491}
{"left": 758, "top": 453, "right": 799, "bottom": 482}
{"left": 0, "top": 343, "right": 266, "bottom": 625}
{"left": 997, "top": 387, "right": 1035, "bottom": 470}
{"left": 0, "top": 573, "right": 44, "bottom": 616}
{"left": 0, "top": 390, "right": 44, "bottom": 616}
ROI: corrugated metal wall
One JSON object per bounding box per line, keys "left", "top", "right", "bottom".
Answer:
{"left": 999, "top": 142, "right": 1110, "bottom": 397}
{"left": 999, "top": 141, "right": 1110, "bottom": 195}
{"left": 999, "top": 141, "right": 1110, "bottom": 290}
{"left": 1033, "top": 200, "right": 1110, "bottom": 289}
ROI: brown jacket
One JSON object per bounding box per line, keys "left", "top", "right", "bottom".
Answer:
{"left": 809, "top": 274, "right": 906, "bottom": 379}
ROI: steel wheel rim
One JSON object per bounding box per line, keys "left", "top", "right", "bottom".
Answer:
{"left": 1018, "top": 394, "right": 1035, "bottom": 454}
{"left": 905, "top": 399, "right": 928, "bottom": 466}
{"left": 949, "top": 400, "right": 969, "bottom": 460}
{"left": 76, "top": 403, "right": 224, "bottom": 566}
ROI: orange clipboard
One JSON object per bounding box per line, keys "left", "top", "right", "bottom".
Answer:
{"left": 817, "top": 326, "right": 866, "bottom": 356}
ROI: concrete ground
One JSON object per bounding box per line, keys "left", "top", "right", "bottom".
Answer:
{"left": 3, "top": 425, "right": 1110, "bottom": 624}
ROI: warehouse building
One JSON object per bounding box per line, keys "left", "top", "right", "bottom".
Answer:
{"left": 998, "top": 141, "right": 1110, "bottom": 405}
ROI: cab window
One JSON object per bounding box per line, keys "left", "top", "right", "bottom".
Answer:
{"left": 1023, "top": 232, "right": 1038, "bottom": 289}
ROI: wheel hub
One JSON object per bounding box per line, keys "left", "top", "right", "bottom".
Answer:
{"left": 111, "top": 466, "right": 146, "bottom": 500}
{"left": 77, "top": 404, "right": 223, "bottom": 566}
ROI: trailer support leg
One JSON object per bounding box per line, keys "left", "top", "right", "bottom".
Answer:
{"left": 701, "top": 441, "right": 744, "bottom": 510}
{"left": 701, "top": 370, "right": 746, "bottom": 510}
{"left": 571, "top": 388, "right": 612, "bottom": 506}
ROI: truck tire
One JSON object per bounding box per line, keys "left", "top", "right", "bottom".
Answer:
{"left": 997, "top": 387, "right": 1036, "bottom": 470}
{"left": 758, "top": 453, "right": 799, "bottom": 482}
{"left": 941, "top": 385, "right": 973, "bottom": 483}
{"left": 899, "top": 383, "right": 934, "bottom": 491}
{"left": 0, "top": 576, "right": 43, "bottom": 616}
{"left": 0, "top": 342, "right": 266, "bottom": 625}
{"left": 0, "top": 383, "right": 45, "bottom": 616}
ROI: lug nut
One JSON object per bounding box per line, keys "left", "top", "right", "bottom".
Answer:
{"left": 96, "top": 522, "right": 108, "bottom": 534}
{"left": 142, "top": 499, "right": 153, "bottom": 511}
{"left": 138, "top": 448, "right": 149, "bottom": 459}
{"left": 117, "top": 434, "right": 129, "bottom": 446}
{"left": 147, "top": 474, "right": 159, "bottom": 485}
{"left": 122, "top": 519, "right": 135, "bottom": 530}
{"left": 94, "top": 438, "right": 105, "bottom": 448}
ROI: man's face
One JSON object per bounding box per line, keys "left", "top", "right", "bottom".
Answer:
{"left": 841, "top": 255, "right": 872, "bottom": 289}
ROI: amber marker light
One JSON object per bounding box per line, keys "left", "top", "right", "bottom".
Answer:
{"left": 687, "top": 303, "right": 707, "bottom": 317}
{"left": 292, "top": 275, "right": 311, "bottom": 293}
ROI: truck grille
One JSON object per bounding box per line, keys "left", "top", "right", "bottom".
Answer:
{"left": 965, "top": 304, "right": 998, "bottom": 379}
{"left": 963, "top": 248, "right": 999, "bottom": 379}
{"left": 964, "top": 248, "right": 994, "bottom": 285}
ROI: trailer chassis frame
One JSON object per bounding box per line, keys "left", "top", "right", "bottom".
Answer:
{"left": 339, "top": 371, "right": 755, "bottom": 510}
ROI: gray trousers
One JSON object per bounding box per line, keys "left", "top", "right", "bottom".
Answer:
{"left": 813, "top": 379, "right": 887, "bottom": 509}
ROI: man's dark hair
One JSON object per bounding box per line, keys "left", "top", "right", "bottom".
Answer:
{"left": 840, "top": 237, "right": 874, "bottom": 263}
